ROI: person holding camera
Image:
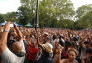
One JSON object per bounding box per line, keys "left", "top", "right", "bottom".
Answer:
{"left": 0, "top": 22, "right": 26, "bottom": 63}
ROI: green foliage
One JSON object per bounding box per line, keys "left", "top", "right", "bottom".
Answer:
{"left": 76, "top": 4, "right": 92, "bottom": 20}
{"left": 57, "top": 19, "right": 74, "bottom": 29}
{"left": 39, "top": 0, "right": 75, "bottom": 19}
{"left": 17, "top": 6, "right": 35, "bottom": 25}
{"left": 0, "top": 14, "right": 4, "bottom": 23}
{"left": 79, "top": 11, "right": 92, "bottom": 28}
{"left": 19, "top": 0, "right": 75, "bottom": 27}
{"left": 3, "top": 0, "right": 92, "bottom": 30}
{"left": 3, "top": 12, "right": 18, "bottom": 22}
{"left": 39, "top": 0, "right": 75, "bottom": 28}
{"left": 76, "top": 4, "right": 92, "bottom": 29}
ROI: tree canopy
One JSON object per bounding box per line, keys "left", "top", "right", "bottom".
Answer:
{"left": 0, "top": 0, "right": 92, "bottom": 29}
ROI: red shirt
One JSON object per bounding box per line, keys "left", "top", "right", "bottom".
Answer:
{"left": 27, "top": 44, "right": 40, "bottom": 61}
{"left": 61, "top": 51, "right": 68, "bottom": 59}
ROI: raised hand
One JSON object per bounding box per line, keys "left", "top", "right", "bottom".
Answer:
{"left": 4, "top": 22, "right": 11, "bottom": 32}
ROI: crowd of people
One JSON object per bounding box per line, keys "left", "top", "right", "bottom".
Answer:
{"left": 0, "top": 22, "right": 92, "bottom": 63}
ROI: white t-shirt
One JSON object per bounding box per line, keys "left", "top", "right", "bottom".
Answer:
{"left": 1, "top": 40, "right": 25, "bottom": 63}
{"left": 1, "top": 48, "right": 25, "bottom": 63}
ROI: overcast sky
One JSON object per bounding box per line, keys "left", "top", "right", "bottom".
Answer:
{"left": 0, "top": 0, "right": 92, "bottom": 14}
{"left": 0, "top": 0, "right": 21, "bottom": 14}
{"left": 71, "top": 0, "right": 92, "bottom": 10}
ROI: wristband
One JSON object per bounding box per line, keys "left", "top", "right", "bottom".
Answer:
{"left": 3, "top": 29, "right": 9, "bottom": 32}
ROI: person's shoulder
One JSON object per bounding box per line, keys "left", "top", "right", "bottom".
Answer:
{"left": 60, "top": 59, "right": 68, "bottom": 63}
{"left": 74, "top": 59, "right": 79, "bottom": 63}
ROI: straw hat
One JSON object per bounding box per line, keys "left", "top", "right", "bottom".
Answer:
{"left": 43, "top": 32, "right": 49, "bottom": 36}
{"left": 40, "top": 43, "right": 53, "bottom": 53}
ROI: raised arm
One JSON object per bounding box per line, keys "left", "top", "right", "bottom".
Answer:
{"left": 54, "top": 45, "right": 64, "bottom": 63}
{"left": 0, "top": 22, "right": 11, "bottom": 52}
{"left": 14, "top": 24, "right": 23, "bottom": 39}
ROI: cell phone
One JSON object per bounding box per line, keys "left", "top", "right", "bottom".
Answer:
{"left": 10, "top": 24, "right": 14, "bottom": 27}
{"left": 10, "top": 28, "right": 14, "bottom": 32}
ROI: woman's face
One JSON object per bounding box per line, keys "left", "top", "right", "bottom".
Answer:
{"left": 68, "top": 51, "right": 76, "bottom": 60}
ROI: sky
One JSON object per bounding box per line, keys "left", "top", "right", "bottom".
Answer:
{"left": 71, "top": 0, "right": 92, "bottom": 10}
{"left": 0, "top": 0, "right": 92, "bottom": 14}
{"left": 0, "top": 0, "right": 21, "bottom": 14}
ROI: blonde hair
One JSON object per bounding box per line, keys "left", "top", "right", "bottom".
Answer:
{"left": 68, "top": 48, "right": 79, "bottom": 56}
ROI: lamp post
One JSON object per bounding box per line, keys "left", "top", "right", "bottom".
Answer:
{"left": 35, "top": 0, "right": 39, "bottom": 28}
{"left": 35, "top": 0, "right": 39, "bottom": 45}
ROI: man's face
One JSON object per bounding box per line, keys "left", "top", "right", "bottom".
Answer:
{"left": 11, "top": 42, "right": 25, "bottom": 57}
{"left": 43, "top": 34, "right": 48, "bottom": 42}
{"left": 11, "top": 42, "right": 22, "bottom": 53}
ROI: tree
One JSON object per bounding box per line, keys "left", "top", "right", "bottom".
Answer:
{"left": 20, "top": 0, "right": 75, "bottom": 28}
{"left": 17, "top": 6, "right": 34, "bottom": 25}
{"left": 3, "top": 12, "right": 18, "bottom": 22}
{"left": 79, "top": 10, "right": 92, "bottom": 28}
{"left": 76, "top": 4, "right": 92, "bottom": 20}
{"left": 75, "top": 4, "right": 92, "bottom": 29}
{"left": 58, "top": 19, "right": 74, "bottom": 29}
{"left": 39, "top": 0, "right": 75, "bottom": 21}
{"left": 0, "top": 14, "right": 4, "bottom": 23}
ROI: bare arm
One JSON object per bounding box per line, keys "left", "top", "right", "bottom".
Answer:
{"left": 14, "top": 24, "right": 23, "bottom": 39}
{"left": 54, "top": 45, "right": 64, "bottom": 63}
{"left": 55, "top": 54, "right": 61, "bottom": 63}
{"left": 0, "top": 22, "right": 10, "bottom": 52}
